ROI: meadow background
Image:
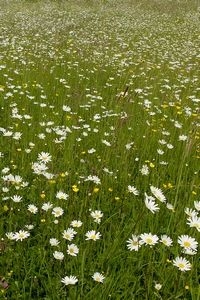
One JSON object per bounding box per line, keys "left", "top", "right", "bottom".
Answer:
{"left": 0, "top": 0, "right": 200, "bottom": 299}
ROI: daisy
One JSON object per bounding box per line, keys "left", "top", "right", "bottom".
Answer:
{"left": 70, "top": 220, "right": 83, "bottom": 228}
{"left": 127, "top": 235, "right": 141, "bottom": 251}
{"left": 160, "top": 235, "right": 173, "bottom": 247}
{"left": 52, "top": 207, "right": 64, "bottom": 218}
{"left": 14, "top": 230, "right": 30, "bottom": 241}
{"left": 150, "top": 186, "right": 166, "bottom": 203}
{"left": 140, "top": 233, "right": 159, "bottom": 246}
{"left": 140, "top": 164, "right": 149, "bottom": 176}
{"left": 61, "top": 275, "right": 78, "bottom": 286}
{"left": 67, "top": 244, "right": 79, "bottom": 256}
{"left": 144, "top": 193, "right": 160, "bottom": 214}
{"left": 194, "top": 201, "right": 200, "bottom": 211}
{"left": 187, "top": 215, "right": 200, "bottom": 232}
{"left": 53, "top": 251, "right": 64, "bottom": 260}
{"left": 173, "top": 256, "right": 191, "bottom": 272}
{"left": 6, "top": 232, "right": 16, "bottom": 240}
{"left": 56, "top": 191, "right": 69, "bottom": 200}
{"left": 90, "top": 210, "right": 103, "bottom": 223}
{"left": 38, "top": 152, "right": 52, "bottom": 163}
{"left": 184, "top": 207, "right": 197, "bottom": 218}
{"left": 42, "top": 202, "right": 53, "bottom": 211}
{"left": 155, "top": 283, "right": 162, "bottom": 291}
{"left": 49, "top": 238, "right": 60, "bottom": 246}
{"left": 62, "top": 228, "right": 77, "bottom": 241}
{"left": 178, "top": 235, "right": 198, "bottom": 251}
{"left": 27, "top": 204, "right": 38, "bottom": 214}
{"left": 128, "top": 185, "right": 139, "bottom": 195}
{"left": 85, "top": 230, "right": 101, "bottom": 241}
{"left": 11, "top": 195, "right": 22, "bottom": 203}
{"left": 92, "top": 272, "right": 105, "bottom": 283}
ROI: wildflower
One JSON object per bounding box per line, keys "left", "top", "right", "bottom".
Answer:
{"left": 70, "top": 220, "right": 83, "bottom": 228}
{"left": 178, "top": 235, "right": 198, "bottom": 251}
{"left": 85, "top": 175, "right": 101, "bottom": 185}
{"left": 49, "top": 238, "right": 60, "bottom": 246}
{"left": 150, "top": 186, "right": 166, "bottom": 203}
{"left": 61, "top": 275, "right": 78, "bottom": 286}
{"left": 42, "top": 202, "right": 53, "bottom": 211}
{"left": 62, "top": 228, "right": 77, "bottom": 241}
{"left": 72, "top": 185, "right": 79, "bottom": 192}
{"left": 5, "top": 232, "right": 16, "bottom": 240}
{"left": 160, "top": 235, "right": 173, "bottom": 247}
{"left": 53, "top": 251, "right": 64, "bottom": 260}
{"left": 56, "top": 191, "right": 69, "bottom": 200}
{"left": 52, "top": 207, "right": 64, "bottom": 218}
{"left": 62, "top": 105, "right": 71, "bottom": 112}
{"left": 88, "top": 148, "right": 96, "bottom": 153}
{"left": 127, "top": 235, "right": 141, "bottom": 251}
{"left": 38, "top": 152, "right": 52, "bottom": 164}
{"left": 125, "top": 142, "right": 134, "bottom": 150}
{"left": 85, "top": 230, "right": 101, "bottom": 241}
{"left": 166, "top": 203, "right": 175, "bottom": 211}
{"left": 155, "top": 283, "right": 162, "bottom": 291}
{"left": 92, "top": 272, "right": 105, "bottom": 283}
{"left": 14, "top": 230, "right": 30, "bottom": 241}
{"left": 194, "top": 201, "right": 200, "bottom": 211}
{"left": 67, "top": 244, "right": 79, "bottom": 256}
{"left": 11, "top": 195, "right": 22, "bottom": 203}
{"left": 27, "top": 204, "right": 38, "bottom": 214}
{"left": 187, "top": 215, "right": 200, "bottom": 232}
{"left": 128, "top": 185, "right": 139, "bottom": 195}
{"left": 182, "top": 248, "right": 197, "bottom": 255}
{"left": 90, "top": 210, "right": 103, "bottom": 223}
{"left": 178, "top": 135, "right": 187, "bottom": 141}
{"left": 173, "top": 256, "right": 191, "bottom": 272}
{"left": 140, "top": 233, "right": 159, "bottom": 246}
{"left": 144, "top": 193, "right": 160, "bottom": 214}
{"left": 140, "top": 164, "right": 149, "bottom": 175}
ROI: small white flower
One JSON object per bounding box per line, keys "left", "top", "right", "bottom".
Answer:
{"left": 38, "top": 152, "right": 52, "bottom": 163}
{"left": 140, "top": 233, "right": 159, "bottom": 246}
{"left": 155, "top": 283, "right": 162, "bottom": 291}
{"left": 14, "top": 230, "right": 30, "bottom": 241}
{"left": 178, "top": 135, "right": 187, "bottom": 141}
{"left": 150, "top": 186, "right": 166, "bottom": 203}
{"left": 42, "top": 202, "right": 53, "bottom": 211}
{"left": 178, "top": 235, "right": 198, "bottom": 251}
{"left": 11, "top": 195, "right": 22, "bottom": 203}
{"left": 52, "top": 207, "right": 64, "bottom": 218}
{"left": 61, "top": 275, "right": 78, "bottom": 286}
{"left": 90, "top": 210, "right": 103, "bottom": 223}
{"left": 53, "top": 251, "right": 64, "bottom": 260}
{"left": 62, "top": 228, "right": 77, "bottom": 241}
{"left": 49, "top": 238, "right": 60, "bottom": 246}
{"left": 140, "top": 164, "right": 149, "bottom": 176}
{"left": 92, "top": 272, "right": 105, "bottom": 283}
{"left": 128, "top": 185, "right": 139, "bottom": 195}
{"left": 144, "top": 193, "right": 160, "bottom": 214}
{"left": 127, "top": 235, "right": 141, "bottom": 251}
{"left": 194, "top": 201, "right": 200, "bottom": 211}
{"left": 70, "top": 220, "right": 83, "bottom": 228}
{"left": 67, "top": 244, "right": 79, "bottom": 256}
{"left": 56, "top": 191, "right": 69, "bottom": 200}
{"left": 85, "top": 230, "right": 101, "bottom": 241}
{"left": 173, "top": 256, "right": 191, "bottom": 272}
{"left": 27, "top": 204, "right": 38, "bottom": 214}
{"left": 160, "top": 235, "right": 173, "bottom": 247}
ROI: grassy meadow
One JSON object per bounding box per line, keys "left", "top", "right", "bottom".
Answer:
{"left": 0, "top": 0, "right": 200, "bottom": 299}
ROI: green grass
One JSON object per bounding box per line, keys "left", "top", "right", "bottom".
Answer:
{"left": 0, "top": 0, "right": 200, "bottom": 299}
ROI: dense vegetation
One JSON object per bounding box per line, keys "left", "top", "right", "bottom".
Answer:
{"left": 0, "top": 0, "right": 199, "bottom": 299}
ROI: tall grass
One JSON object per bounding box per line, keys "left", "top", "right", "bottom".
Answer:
{"left": 0, "top": 0, "right": 199, "bottom": 299}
